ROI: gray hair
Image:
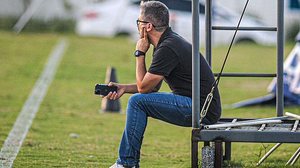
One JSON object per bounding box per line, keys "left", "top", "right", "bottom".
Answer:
{"left": 140, "top": 1, "right": 169, "bottom": 32}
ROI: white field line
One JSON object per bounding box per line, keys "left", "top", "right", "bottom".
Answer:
{"left": 0, "top": 38, "right": 68, "bottom": 168}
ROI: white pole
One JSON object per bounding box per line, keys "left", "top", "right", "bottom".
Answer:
{"left": 285, "top": 112, "right": 300, "bottom": 120}
{"left": 204, "top": 120, "right": 282, "bottom": 129}
{"left": 13, "top": 0, "right": 45, "bottom": 34}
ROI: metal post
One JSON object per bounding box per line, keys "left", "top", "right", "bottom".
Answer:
{"left": 192, "top": 139, "right": 199, "bottom": 167}
{"left": 192, "top": 129, "right": 201, "bottom": 168}
{"left": 191, "top": 1, "right": 200, "bottom": 167}
{"left": 277, "top": 0, "right": 284, "bottom": 116}
{"left": 214, "top": 140, "right": 223, "bottom": 168}
{"left": 224, "top": 142, "right": 231, "bottom": 161}
{"left": 192, "top": 0, "right": 200, "bottom": 128}
{"left": 205, "top": 0, "right": 212, "bottom": 66}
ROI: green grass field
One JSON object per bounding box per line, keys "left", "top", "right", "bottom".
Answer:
{"left": 0, "top": 30, "right": 300, "bottom": 167}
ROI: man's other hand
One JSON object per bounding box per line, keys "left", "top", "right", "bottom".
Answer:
{"left": 103, "top": 82, "right": 126, "bottom": 100}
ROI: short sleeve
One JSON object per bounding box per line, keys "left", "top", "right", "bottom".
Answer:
{"left": 148, "top": 47, "right": 179, "bottom": 77}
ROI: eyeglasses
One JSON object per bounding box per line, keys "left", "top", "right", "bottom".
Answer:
{"left": 136, "top": 19, "right": 156, "bottom": 27}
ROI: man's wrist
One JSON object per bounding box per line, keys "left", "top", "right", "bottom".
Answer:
{"left": 122, "top": 84, "right": 128, "bottom": 93}
{"left": 134, "top": 50, "right": 146, "bottom": 57}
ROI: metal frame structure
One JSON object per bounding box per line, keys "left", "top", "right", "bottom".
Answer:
{"left": 190, "top": 0, "right": 298, "bottom": 167}
{"left": 204, "top": 0, "right": 284, "bottom": 116}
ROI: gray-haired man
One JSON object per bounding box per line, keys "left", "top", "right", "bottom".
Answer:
{"left": 107, "top": 1, "right": 221, "bottom": 167}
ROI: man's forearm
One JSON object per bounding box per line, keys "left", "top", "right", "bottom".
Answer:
{"left": 121, "top": 84, "right": 138, "bottom": 94}
{"left": 136, "top": 56, "right": 147, "bottom": 91}
{"left": 120, "top": 56, "right": 147, "bottom": 93}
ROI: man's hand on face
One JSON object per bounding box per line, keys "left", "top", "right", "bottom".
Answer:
{"left": 136, "top": 28, "right": 150, "bottom": 53}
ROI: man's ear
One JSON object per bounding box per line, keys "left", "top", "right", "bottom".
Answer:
{"left": 146, "top": 23, "right": 153, "bottom": 32}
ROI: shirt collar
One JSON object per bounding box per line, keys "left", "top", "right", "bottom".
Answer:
{"left": 157, "top": 27, "right": 172, "bottom": 48}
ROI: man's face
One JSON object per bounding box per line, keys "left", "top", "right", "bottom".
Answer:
{"left": 137, "top": 13, "right": 154, "bottom": 42}
{"left": 137, "top": 15, "right": 146, "bottom": 32}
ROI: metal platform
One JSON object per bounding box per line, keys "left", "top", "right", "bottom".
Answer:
{"left": 194, "top": 118, "right": 300, "bottom": 143}
{"left": 191, "top": 118, "right": 300, "bottom": 167}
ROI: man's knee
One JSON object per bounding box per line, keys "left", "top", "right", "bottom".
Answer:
{"left": 128, "top": 93, "right": 145, "bottom": 107}
{"left": 127, "top": 93, "right": 150, "bottom": 116}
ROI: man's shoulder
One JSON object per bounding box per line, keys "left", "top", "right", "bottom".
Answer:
{"left": 163, "top": 31, "right": 187, "bottom": 43}
{"left": 160, "top": 33, "right": 191, "bottom": 51}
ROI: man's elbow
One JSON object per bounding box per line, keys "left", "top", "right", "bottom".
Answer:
{"left": 137, "top": 86, "right": 152, "bottom": 94}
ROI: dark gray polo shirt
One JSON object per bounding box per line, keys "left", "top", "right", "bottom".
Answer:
{"left": 148, "top": 27, "right": 221, "bottom": 123}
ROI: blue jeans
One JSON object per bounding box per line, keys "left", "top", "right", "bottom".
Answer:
{"left": 116, "top": 92, "right": 213, "bottom": 167}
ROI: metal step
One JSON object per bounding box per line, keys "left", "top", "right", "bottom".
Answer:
{"left": 212, "top": 26, "right": 277, "bottom": 31}
{"left": 213, "top": 73, "right": 276, "bottom": 77}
